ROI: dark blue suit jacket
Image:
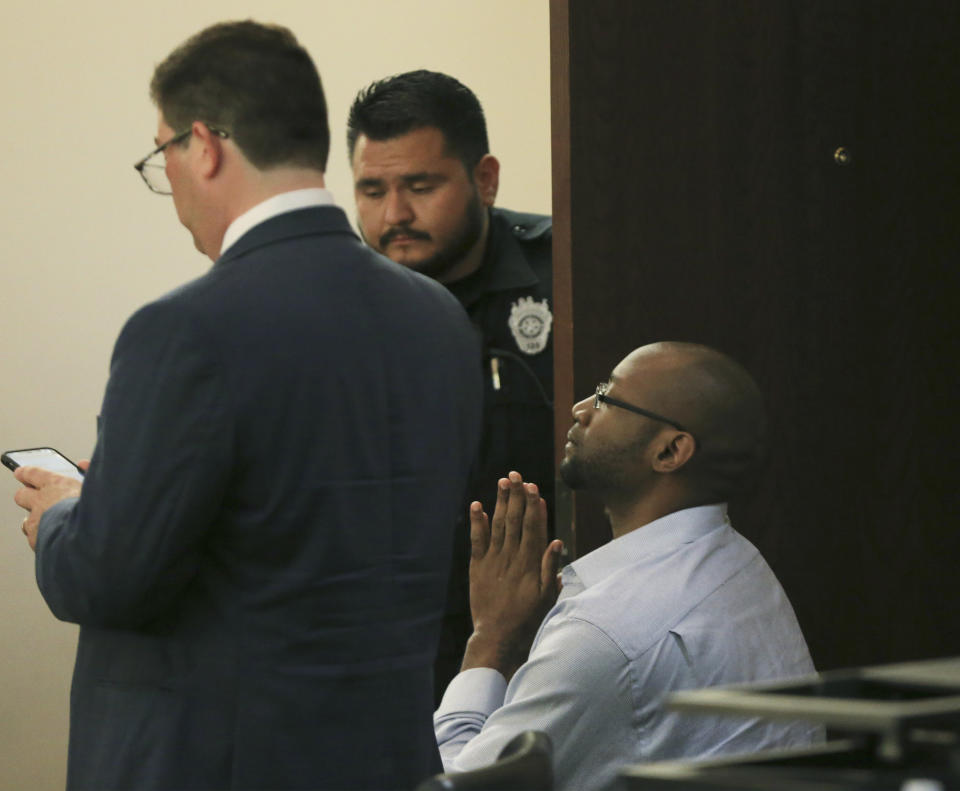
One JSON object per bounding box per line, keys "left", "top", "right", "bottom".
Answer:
{"left": 35, "top": 206, "right": 482, "bottom": 790}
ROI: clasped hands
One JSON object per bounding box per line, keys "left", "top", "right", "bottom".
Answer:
{"left": 462, "top": 471, "right": 563, "bottom": 681}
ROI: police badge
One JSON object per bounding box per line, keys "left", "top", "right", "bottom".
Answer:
{"left": 508, "top": 296, "right": 553, "bottom": 355}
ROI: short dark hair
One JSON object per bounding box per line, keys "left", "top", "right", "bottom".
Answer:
{"left": 151, "top": 20, "right": 329, "bottom": 172}
{"left": 663, "top": 342, "right": 767, "bottom": 500}
{"left": 347, "top": 70, "right": 489, "bottom": 169}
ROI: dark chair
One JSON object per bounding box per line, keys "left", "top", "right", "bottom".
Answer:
{"left": 415, "top": 730, "right": 553, "bottom": 791}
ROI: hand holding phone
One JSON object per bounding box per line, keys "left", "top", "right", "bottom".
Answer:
{"left": 5, "top": 447, "right": 85, "bottom": 550}
{"left": 2, "top": 447, "right": 85, "bottom": 482}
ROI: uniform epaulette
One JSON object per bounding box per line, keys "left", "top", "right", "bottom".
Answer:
{"left": 497, "top": 209, "right": 553, "bottom": 242}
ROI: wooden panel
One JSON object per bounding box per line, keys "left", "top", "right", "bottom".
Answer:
{"left": 550, "top": 0, "right": 960, "bottom": 669}
{"left": 550, "top": 0, "right": 575, "bottom": 558}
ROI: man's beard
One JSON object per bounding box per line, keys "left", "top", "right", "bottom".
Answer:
{"left": 379, "top": 191, "right": 485, "bottom": 281}
{"left": 559, "top": 451, "right": 616, "bottom": 492}
{"left": 559, "top": 453, "right": 588, "bottom": 490}
{"left": 560, "top": 425, "right": 660, "bottom": 494}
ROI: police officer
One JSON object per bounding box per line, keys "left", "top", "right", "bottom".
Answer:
{"left": 348, "top": 70, "right": 554, "bottom": 700}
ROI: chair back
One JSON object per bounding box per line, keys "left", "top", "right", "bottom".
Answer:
{"left": 414, "top": 730, "right": 553, "bottom": 791}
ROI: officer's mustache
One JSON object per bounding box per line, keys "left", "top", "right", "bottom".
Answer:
{"left": 380, "top": 226, "right": 432, "bottom": 247}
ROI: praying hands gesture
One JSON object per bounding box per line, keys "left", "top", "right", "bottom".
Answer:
{"left": 462, "top": 471, "right": 563, "bottom": 681}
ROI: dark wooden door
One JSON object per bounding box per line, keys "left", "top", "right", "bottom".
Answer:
{"left": 551, "top": 0, "right": 960, "bottom": 670}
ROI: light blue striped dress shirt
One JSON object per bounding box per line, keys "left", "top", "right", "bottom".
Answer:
{"left": 434, "top": 504, "right": 818, "bottom": 791}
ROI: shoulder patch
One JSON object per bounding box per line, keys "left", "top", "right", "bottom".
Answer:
{"left": 508, "top": 296, "right": 553, "bottom": 355}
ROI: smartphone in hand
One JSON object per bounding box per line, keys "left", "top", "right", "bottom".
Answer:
{"left": 2, "top": 447, "right": 85, "bottom": 482}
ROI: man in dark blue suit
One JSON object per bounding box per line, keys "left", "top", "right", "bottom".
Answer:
{"left": 13, "top": 21, "right": 482, "bottom": 791}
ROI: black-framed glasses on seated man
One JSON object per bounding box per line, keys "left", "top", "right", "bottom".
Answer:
{"left": 133, "top": 125, "right": 230, "bottom": 195}
{"left": 594, "top": 382, "right": 691, "bottom": 434}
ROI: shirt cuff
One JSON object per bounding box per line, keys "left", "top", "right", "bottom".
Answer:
{"left": 436, "top": 667, "right": 508, "bottom": 717}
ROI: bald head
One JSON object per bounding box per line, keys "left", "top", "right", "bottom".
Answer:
{"left": 619, "top": 342, "right": 766, "bottom": 500}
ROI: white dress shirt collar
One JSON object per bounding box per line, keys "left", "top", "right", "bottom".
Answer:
{"left": 219, "top": 188, "right": 337, "bottom": 257}
{"left": 564, "top": 503, "right": 729, "bottom": 590}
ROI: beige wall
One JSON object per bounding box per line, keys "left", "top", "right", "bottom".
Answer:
{"left": 0, "top": 1, "right": 549, "bottom": 786}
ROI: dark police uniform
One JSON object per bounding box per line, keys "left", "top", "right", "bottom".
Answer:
{"left": 435, "top": 206, "right": 554, "bottom": 700}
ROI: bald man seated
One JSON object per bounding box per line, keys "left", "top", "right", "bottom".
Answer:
{"left": 434, "top": 342, "right": 819, "bottom": 791}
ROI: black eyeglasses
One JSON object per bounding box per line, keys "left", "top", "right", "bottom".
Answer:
{"left": 594, "top": 381, "right": 690, "bottom": 433}
{"left": 133, "top": 125, "right": 230, "bottom": 195}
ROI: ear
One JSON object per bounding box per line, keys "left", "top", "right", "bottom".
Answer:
{"left": 191, "top": 121, "right": 225, "bottom": 180}
{"left": 651, "top": 432, "right": 697, "bottom": 474}
{"left": 473, "top": 154, "right": 500, "bottom": 207}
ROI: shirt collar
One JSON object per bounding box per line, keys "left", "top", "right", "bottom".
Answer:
{"left": 562, "top": 503, "right": 730, "bottom": 591}
{"left": 220, "top": 188, "right": 337, "bottom": 257}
